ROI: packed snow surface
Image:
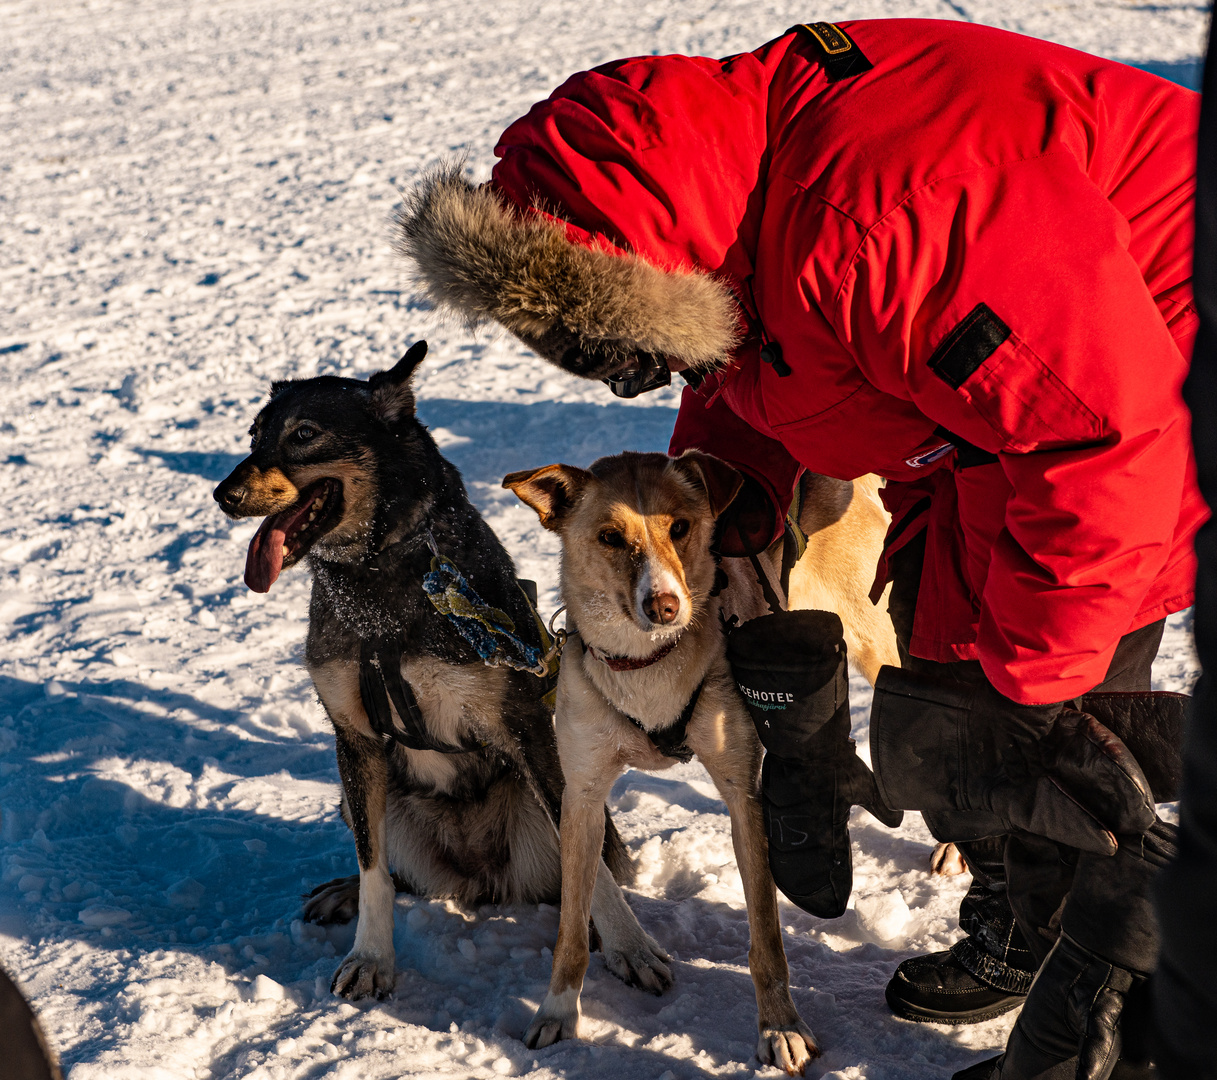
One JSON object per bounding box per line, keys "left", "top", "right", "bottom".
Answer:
{"left": 0, "top": 1, "right": 1204, "bottom": 1077}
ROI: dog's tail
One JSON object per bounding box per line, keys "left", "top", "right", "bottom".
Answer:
{"left": 601, "top": 807, "right": 636, "bottom": 886}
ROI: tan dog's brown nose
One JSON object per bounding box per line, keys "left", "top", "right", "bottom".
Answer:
{"left": 644, "top": 592, "right": 681, "bottom": 625}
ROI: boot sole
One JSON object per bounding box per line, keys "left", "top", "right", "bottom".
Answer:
{"left": 885, "top": 985, "right": 1025, "bottom": 1026}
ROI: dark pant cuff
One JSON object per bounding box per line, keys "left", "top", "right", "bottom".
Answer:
{"left": 949, "top": 937, "right": 1035, "bottom": 996}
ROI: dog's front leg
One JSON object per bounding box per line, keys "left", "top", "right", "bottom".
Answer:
{"left": 697, "top": 713, "right": 819, "bottom": 1075}
{"left": 502, "top": 693, "right": 669, "bottom": 993}
{"left": 524, "top": 771, "right": 618, "bottom": 1049}
{"left": 329, "top": 722, "right": 396, "bottom": 1000}
{"left": 587, "top": 855, "right": 672, "bottom": 994}
{"left": 310, "top": 657, "right": 398, "bottom": 998}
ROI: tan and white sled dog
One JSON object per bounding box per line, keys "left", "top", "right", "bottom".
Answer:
{"left": 505, "top": 450, "right": 820, "bottom": 1074}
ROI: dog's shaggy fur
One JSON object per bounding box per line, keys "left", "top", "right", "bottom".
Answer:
{"left": 506, "top": 451, "right": 818, "bottom": 1074}
{"left": 395, "top": 167, "right": 740, "bottom": 378}
{"left": 213, "top": 343, "right": 669, "bottom": 1003}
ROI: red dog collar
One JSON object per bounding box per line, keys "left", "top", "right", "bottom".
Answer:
{"left": 587, "top": 637, "right": 680, "bottom": 671}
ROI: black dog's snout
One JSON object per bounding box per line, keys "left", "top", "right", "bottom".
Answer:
{"left": 214, "top": 482, "right": 246, "bottom": 511}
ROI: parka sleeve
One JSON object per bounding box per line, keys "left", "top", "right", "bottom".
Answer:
{"left": 669, "top": 376, "right": 804, "bottom": 548}
{"left": 837, "top": 152, "right": 1194, "bottom": 704}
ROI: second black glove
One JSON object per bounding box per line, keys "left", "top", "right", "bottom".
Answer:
{"left": 870, "top": 666, "right": 1157, "bottom": 854}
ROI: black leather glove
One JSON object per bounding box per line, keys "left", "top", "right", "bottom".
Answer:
{"left": 955, "top": 820, "right": 1176, "bottom": 1080}
{"left": 729, "top": 610, "right": 903, "bottom": 918}
{"left": 870, "top": 666, "right": 1156, "bottom": 855}
{"left": 712, "top": 473, "right": 782, "bottom": 558}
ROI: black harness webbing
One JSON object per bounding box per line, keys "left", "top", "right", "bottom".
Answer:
{"left": 621, "top": 678, "right": 705, "bottom": 764}
{"left": 359, "top": 638, "right": 483, "bottom": 754}
{"left": 749, "top": 496, "right": 809, "bottom": 617}
{"left": 780, "top": 479, "right": 807, "bottom": 594}
{"left": 581, "top": 637, "right": 704, "bottom": 763}
{"left": 749, "top": 553, "right": 784, "bottom": 616}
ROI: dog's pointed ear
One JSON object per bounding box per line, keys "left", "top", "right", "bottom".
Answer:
{"left": 503, "top": 464, "right": 593, "bottom": 531}
{"left": 369, "top": 341, "right": 428, "bottom": 422}
{"left": 672, "top": 451, "right": 744, "bottom": 518}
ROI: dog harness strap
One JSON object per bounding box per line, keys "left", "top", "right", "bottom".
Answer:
{"left": 749, "top": 554, "right": 784, "bottom": 616}
{"left": 780, "top": 515, "right": 807, "bottom": 598}
{"left": 359, "top": 639, "right": 478, "bottom": 754}
{"left": 622, "top": 678, "right": 704, "bottom": 763}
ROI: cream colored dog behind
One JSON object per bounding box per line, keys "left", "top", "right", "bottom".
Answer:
{"left": 505, "top": 450, "right": 818, "bottom": 1074}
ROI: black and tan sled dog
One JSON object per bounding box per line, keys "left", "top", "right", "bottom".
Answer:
{"left": 212, "top": 341, "right": 671, "bottom": 1001}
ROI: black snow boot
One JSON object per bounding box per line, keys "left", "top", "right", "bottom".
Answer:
{"left": 886, "top": 948, "right": 1028, "bottom": 1026}
{"left": 888, "top": 838, "right": 1035, "bottom": 1024}
{"left": 727, "top": 609, "right": 903, "bottom": 918}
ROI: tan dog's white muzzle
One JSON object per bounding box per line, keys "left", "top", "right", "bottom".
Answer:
{"left": 634, "top": 556, "right": 688, "bottom": 631}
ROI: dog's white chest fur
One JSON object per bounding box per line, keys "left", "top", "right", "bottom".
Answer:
{"left": 397, "top": 656, "right": 509, "bottom": 786}
{"left": 579, "top": 637, "right": 712, "bottom": 731}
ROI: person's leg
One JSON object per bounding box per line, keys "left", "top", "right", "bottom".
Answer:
{"left": 886, "top": 529, "right": 1170, "bottom": 1023}
{"left": 1004, "top": 619, "right": 1166, "bottom": 969}
{"left": 949, "top": 837, "right": 1039, "bottom": 992}
{"left": 1154, "top": 20, "right": 1217, "bottom": 1072}
{"left": 952, "top": 622, "right": 1178, "bottom": 1078}
{"left": 885, "top": 531, "right": 1036, "bottom": 1021}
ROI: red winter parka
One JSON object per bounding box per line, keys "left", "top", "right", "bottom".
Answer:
{"left": 486, "top": 19, "right": 1204, "bottom": 705}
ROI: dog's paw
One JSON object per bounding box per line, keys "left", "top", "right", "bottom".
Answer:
{"left": 601, "top": 930, "right": 673, "bottom": 995}
{"left": 756, "top": 1020, "right": 820, "bottom": 1076}
{"left": 523, "top": 989, "right": 580, "bottom": 1049}
{"left": 330, "top": 949, "right": 395, "bottom": 1000}
{"left": 303, "top": 875, "right": 361, "bottom": 924}
{"left": 930, "top": 842, "right": 967, "bottom": 877}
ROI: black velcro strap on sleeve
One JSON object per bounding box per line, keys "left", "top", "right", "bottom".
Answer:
{"left": 927, "top": 303, "right": 1011, "bottom": 389}
{"left": 791, "top": 22, "right": 873, "bottom": 82}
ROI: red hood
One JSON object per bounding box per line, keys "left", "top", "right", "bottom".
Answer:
{"left": 490, "top": 38, "right": 797, "bottom": 288}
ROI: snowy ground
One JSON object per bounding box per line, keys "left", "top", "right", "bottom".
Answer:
{"left": 0, "top": 1, "right": 1206, "bottom": 1077}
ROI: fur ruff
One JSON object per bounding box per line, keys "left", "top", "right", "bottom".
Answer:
{"left": 395, "top": 167, "right": 740, "bottom": 378}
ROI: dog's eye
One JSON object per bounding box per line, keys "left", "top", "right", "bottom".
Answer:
{"left": 670, "top": 519, "right": 690, "bottom": 540}
{"left": 293, "top": 424, "right": 319, "bottom": 443}
{"left": 599, "top": 529, "right": 625, "bottom": 549}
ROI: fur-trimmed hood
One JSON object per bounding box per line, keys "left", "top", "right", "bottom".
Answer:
{"left": 395, "top": 168, "right": 741, "bottom": 379}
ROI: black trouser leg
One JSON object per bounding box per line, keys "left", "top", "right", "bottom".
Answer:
{"left": 951, "top": 836, "right": 1039, "bottom": 993}
{"left": 1003, "top": 620, "right": 1165, "bottom": 969}
{"left": 888, "top": 534, "right": 1038, "bottom": 990}
{"left": 1153, "top": 21, "right": 1217, "bottom": 1076}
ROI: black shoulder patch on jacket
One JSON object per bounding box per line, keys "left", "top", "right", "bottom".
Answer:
{"left": 791, "top": 22, "right": 873, "bottom": 81}
{"left": 927, "top": 303, "right": 1011, "bottom": 390}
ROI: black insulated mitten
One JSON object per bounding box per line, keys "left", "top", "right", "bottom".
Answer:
{"left": 870, "top": 666, "right": 1157, "bottom": 854}
{"left": 728, "top": 610, "right": 903, "bottom": 919}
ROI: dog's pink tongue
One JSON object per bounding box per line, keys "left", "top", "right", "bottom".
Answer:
{"left": 245, "top": 514, "right": 289, "bottom": 593}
